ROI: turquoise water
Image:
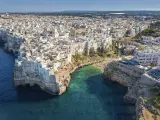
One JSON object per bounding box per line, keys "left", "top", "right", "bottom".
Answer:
{"left": 0, "top": 48, "right": 135, "bottom": 120}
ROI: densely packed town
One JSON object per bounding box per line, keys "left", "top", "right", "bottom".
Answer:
{"left": 0, "top": 13, "right": 159, "bottom": 95}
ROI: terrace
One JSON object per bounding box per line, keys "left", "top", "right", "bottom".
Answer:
{"left": 148, "top": 69, "right": 160, "bottom": 81}
{"left": 120, "top": 60, "right": 139, "bottom": 66}
{"left": 119, "top": 59, "right": 150, "bottom": 71}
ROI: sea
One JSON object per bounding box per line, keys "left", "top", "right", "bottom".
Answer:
{"left": 0, "top": 48, "right": 135, "bottom": 120}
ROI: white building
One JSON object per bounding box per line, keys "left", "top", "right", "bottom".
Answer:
{"left": 133, "top": 46, "right": 160, "bottom": 66}
{"left": 118, "top": 60, "right": 149, "bottom": 78}
{"left": 157, "top": 56, "right": 160, "bottom": 69}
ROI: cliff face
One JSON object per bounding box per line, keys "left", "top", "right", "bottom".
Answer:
{"left": 103, "top": 61, "right": 160, "bottom": 120}
{"left": 0, "top": 30, "right": 64, "bottom": 95}
{"left": 13, "top": 59, "right": 59, "bottom": 95}
{"left": 0, "top": 30, "right": 109, "bottom": 95}
{"left": 103, "top": 61, "right": 140, "bottom": 103}
{"left": 136, "top": 97, "right": 160, "bottom": 120}
{"left": 56, "top": 57, "right": 113, "bottom": 95}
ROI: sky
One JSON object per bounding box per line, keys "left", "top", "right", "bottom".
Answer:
{"left": 0, "top": 0, "right": 160, "bottom": 12}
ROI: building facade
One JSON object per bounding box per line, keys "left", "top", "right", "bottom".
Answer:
{"left": 118, "top": 60, "right": 148, "bottom": 78}
{"left": 133, "top": 47, "right": 160, "bottom": 66}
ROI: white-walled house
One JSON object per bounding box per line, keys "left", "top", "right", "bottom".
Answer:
{"left": 157, "top": 56, "right": 160, "bottom": 69}
{"left": 133, "top": 47, "right": 160, "bottom": 66}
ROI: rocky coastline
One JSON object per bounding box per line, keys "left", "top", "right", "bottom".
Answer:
{"left": 0, "top": 29, "right": 114, "bottom": 96}
{"left": 103, "top": 61, "right": 160, "bottom": 120}
{"left": 56, "top": 57, "right": 114, "bottom": 95}
{"left": 1, "top": 32, "right": 113, "bottom": 95}
{"left": 3, "top": 33, "right": 160, "bottom": 119}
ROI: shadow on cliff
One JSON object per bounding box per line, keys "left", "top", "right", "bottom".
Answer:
{"left": 0, "top": 32, "right": 58, "bottom": 103}
{"left": 16, "top": 85, "right": 56, "bottom": 102}
{"left": 84, "top": 74, "right": 136, "bottom": 120}
{"left": 0, "top": 48, "right": 55, "bottom": 105}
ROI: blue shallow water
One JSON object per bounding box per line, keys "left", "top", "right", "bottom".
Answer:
{"left": 0, "top": 48, "right": 135, "bottom": 120}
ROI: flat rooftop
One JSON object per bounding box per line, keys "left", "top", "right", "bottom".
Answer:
{"left": 148, "top": 69, "right": 160, "bottom": 80}
{"left": 120, "top": 60, "right": 139, "bottom": 66}
{"left": 119, "top": 59, "right": 149, "bottom": 70}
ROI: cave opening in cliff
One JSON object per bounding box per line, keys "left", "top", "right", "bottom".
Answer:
{"left": 16, "top": 84, "right": 54, "bottom": 102}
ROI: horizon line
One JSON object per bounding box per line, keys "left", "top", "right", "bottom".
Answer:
{"left": 1, "top": 9, "right": 160, "bottom": 14}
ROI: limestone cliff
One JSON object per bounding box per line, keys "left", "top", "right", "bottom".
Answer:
{"left": 0, "top": 29, "right": 110, "bottom": 95}
{"left": 0, "top": 30, "right": 63, "bottom": 95}
{"left": 103, "top": 61, "right": 160, "bottom": 120}
{"left": 136, "top": 97, "right": 160, "bottom": 120}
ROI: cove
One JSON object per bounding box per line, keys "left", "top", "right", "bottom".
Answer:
{"left": 0, "top": 48, "right": 135, "bottom": 120}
